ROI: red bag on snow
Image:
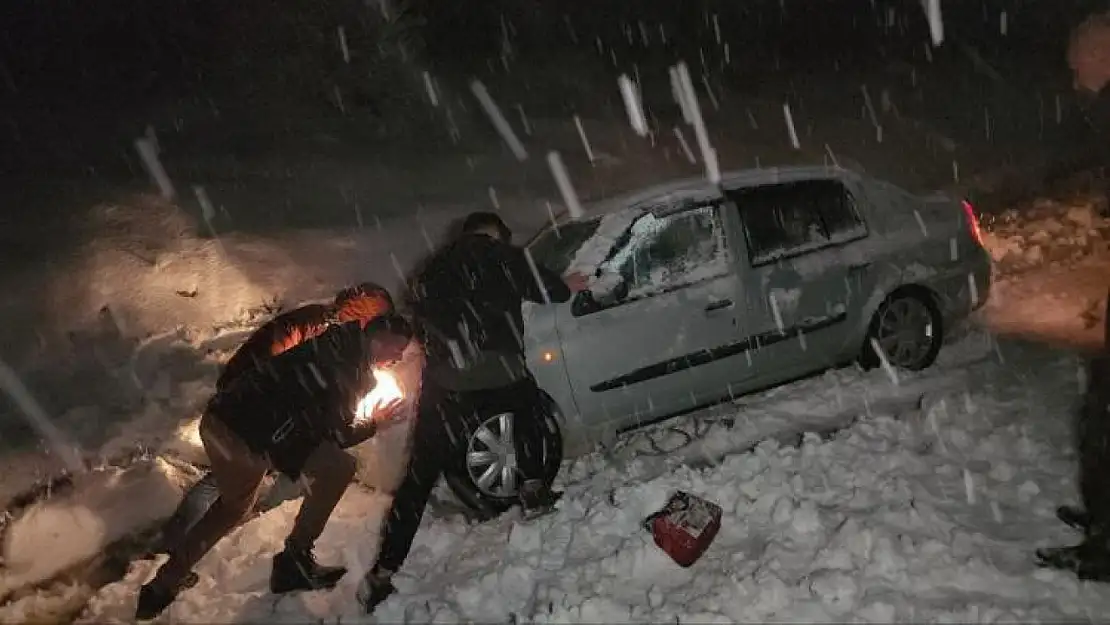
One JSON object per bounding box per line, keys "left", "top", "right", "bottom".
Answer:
{"left": 642, "top": 491, "right": 722, "bottom": 567}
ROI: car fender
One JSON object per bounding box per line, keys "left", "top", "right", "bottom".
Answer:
{"left": 523, "top": 302, "right": 596, "bottom": 458}
{"left": 842, "top": 260, "right": 936, "bottom": 358}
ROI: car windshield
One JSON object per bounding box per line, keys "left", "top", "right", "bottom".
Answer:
{"left": 527, "top": 218, "right": 604, "bottom": 276}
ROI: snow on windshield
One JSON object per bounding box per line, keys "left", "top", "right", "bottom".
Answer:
{"left": 565, "top": 189, "right": 721, "bottom": 276}
{"left": 592, "top": 206, "right": 729, "bottom": 300}
{"left": 565, "top": 209, "right": 641, "bottom": 276}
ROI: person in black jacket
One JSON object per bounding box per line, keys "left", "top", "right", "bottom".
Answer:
{"left": 1030, "top": 14, "right": 1110, "bottom": 581}
{"left": 217, "top": 283, "right": 396, "bottom": 392}
{"left": 152, "top": 283, "right": 397, "bottom": 561}
{"left": 359, "top": 211, "right": 588, "bottom": 614}
{"left": 1032, "top": 11, "right": 1110, "bottom": 211}
{"left": 135, "top": 314, "right": 414, "bottom": 621}
{"left": 1038, "top": 289, "right": 1110, "bottom": 581}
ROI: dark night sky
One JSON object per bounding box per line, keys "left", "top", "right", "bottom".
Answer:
{"left": 0, "top": 0, "right": 1103, "bottom": 189}
{"left": 0, "top": 0, "right": 1098, "bottom": 103}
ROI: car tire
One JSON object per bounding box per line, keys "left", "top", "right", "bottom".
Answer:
{"left": 859, "top": 289, "right": 943, "bottom": 372}
{"left": 443, "top": 396, "right": 564, "bottom": 516}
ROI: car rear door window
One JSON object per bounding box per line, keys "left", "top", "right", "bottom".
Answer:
{"left": 820, "top": 183, "right": 868, "bottom": 240}
{"left": 599, "top": 204, "right": 729, "bottom": 300}
{"left": 728, "top": 179, "right": 867, "bottom": 265}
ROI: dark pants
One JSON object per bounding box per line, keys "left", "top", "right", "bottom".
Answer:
{"left": 1079, "top": 361, "right": 1110, "bottom": 541}
{"left": 160, "top": 470, "right": 304, "bottom": 554}
{"left": 159, "top": 473, "right": 222, "bottom": 552}
{"left": 373, "top": 375, "right": 555, "bottom": 574}
{"left": 151, "top": 412, "right": 357, "bottom": 589}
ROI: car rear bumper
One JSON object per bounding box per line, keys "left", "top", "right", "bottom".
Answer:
{"left": 934, "top": 247, "right": 992, "bottom": 322}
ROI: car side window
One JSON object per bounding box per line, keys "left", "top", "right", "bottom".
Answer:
{"left": 598, "top": 204, "right": 729, "bottom": 301}
{"left": 728, "top": 179, "right": 867, "bottom": 266}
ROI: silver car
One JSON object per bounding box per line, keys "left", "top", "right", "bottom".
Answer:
{"left": 445, "top": 165, "right": 992, "bottom": 511}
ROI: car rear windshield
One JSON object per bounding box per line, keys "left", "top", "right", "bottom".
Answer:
{"left": 527, "top": 218, "right": 604, "bottom": 275}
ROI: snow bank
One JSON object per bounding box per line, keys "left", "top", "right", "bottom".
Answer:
{"left": 3, "top": 191, "right": 551, "bottom": 423}
{"left": 0, "top": 318, "right": 426, "bottom": 610}
{"left": 981, "top": 197, "right": 1109, "bottom": 274}
{"left": 70, "top": 334, "right": 1110, "bottom": 623}
{"left": 976, "top": 194, "right": 1110, "bottom": 351}
{"left": 0, "top": 457, "right": 196, "bottom": 604}
{"left": 0, "top": 194, "right": 554, "bottom": 507}
{"left": 0, "top": 194, "right": 527, "bottom": 610}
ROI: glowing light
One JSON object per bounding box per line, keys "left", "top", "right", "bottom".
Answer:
{"left": 175, "top": 417, "right": 203, "bottom": 449}
{"left": 355, "top": 369, "right": 404, "bottom": 423}
{"left": 542, "top": 351, "right": 555, "bottom": 362}
{"left": 962, "top": 199, "right": 985, "bottom": 248}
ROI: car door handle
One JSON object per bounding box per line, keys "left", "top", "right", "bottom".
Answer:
{"left": 848, "top": 261, "right": 872, "bottom": 271}
{"left": 705, "top": 299, "right": 734, "bottom": 313}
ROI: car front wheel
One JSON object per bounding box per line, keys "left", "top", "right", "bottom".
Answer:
{"left": 443, "top": 399, "right": 563, "bottom": 517}
{"left": 859, "top": 289, "right": 943, "bottom": 371}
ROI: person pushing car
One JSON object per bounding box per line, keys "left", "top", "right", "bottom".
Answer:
{"left": 359, "top": 211, "right": 589, "bottom": 614}
{"left": 152, "top": 283, "right": 396, "bottom": 560}
{"left": 135, "top": 313, "right": 414, "bottom": 620}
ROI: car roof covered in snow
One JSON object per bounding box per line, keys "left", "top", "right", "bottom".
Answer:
{"left": 546, "top": 163, "right": 864, "bottom": 230}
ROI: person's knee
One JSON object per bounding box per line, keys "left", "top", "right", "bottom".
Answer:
{"left": 335, "top": 449, "right": 358, "bottom": 482}
{"left": 309, "top": 443, "right": 357, "bottom": 484}
{"left": 211, "top": 488, "right": 258, "bottom": 526}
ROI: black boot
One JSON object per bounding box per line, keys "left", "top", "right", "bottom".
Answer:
{"left": 1057, "top": 505, "right": 1092, "bottom": 532}
{"left": 270, "top": 541, "right": 347, "bottom": 594}
{"left": 1036, "top": 538, "right": 1110, "bottom": 582}
{"left": 1036, "top": 544, "right": 1086, "bottom": 571}
{"left": 360, "top": 567, "right": 397, "bottom": 614}
{"left": 1077, "top": 531, "right": 1110, "bottom": 582}
{"left": 135, "top": 572, "right": 200, "bottom": 620}
{"left": 519, "top": 479, "right": 563, "bottom": 519}
{"left": 136, "top": 582, "right": 176, "bottom": 621}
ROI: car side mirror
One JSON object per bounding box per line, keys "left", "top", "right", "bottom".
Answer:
{"left": 590, "top": 272, "right": 625, "bottom": 299}
{"left": 572, "top": 290, "right": 600, "bottom": 316}
{"left": 571, "top": 273, "right": 629, "bottom": 316}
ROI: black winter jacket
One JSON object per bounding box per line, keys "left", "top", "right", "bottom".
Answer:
{"left": 207, "top": 320, "right": 382, "bottom": 477}
{"left": 1044, "top": 87, "right": 1110, "bottom": 186}
{"left": 216, "top": 304, "right": 337, "bottom": 393}
{"left": 409, "top": 233, "right": 571, "bottom": 378}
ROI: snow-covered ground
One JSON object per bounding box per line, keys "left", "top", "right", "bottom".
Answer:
{"left": 65, "top": 331, "right": 1110, "bottom": 623}
{"left": 4, "top": 3, "right": 1108, "bottom": 619}
{"left": 0, "top": 193, "right": 554, "bottom": 503}
{"left": 2, "top": 184, "right": 1109, "bottom": 623}
{"left": 982, "top": 197, "right": 1110, "bottom": 354}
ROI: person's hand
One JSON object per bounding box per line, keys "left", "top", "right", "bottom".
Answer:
{"left": 564, "top": 271, "right": 591, "bottom": 293}
{"left": 371, "top": 398, "right": 407, "bottom": 429}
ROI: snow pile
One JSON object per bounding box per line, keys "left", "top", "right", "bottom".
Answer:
{"left": 0, "top": 193, "right": 551, "bottom": 504}
{"left": 0, "top": 322, "right": 426, "bottom": 609}
{"left": 0, "top": 459, "right": 191, "bottom": 596}
{"left": 67, "top": 336, "right": 1110, "bottom": 623}
{"left": 0, "top": 188, "right": 561, "bottom": 611}
{"left": 980, "top": 197, "right": 1110, "bottom": 273}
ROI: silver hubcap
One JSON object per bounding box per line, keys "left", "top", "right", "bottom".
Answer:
{"left": 466, "top": 412, "right": 520, "bottom": 498}
{"left": 876, "top": 297, "right": 935, "bottom": 368}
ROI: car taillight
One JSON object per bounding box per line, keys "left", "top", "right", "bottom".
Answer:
{"left": 962, "top": 199, "right": 985, "bottom": 248}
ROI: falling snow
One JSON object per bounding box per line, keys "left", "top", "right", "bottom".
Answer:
{"left": 5, "top": 1, "right": 1110, "bottom": 623}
